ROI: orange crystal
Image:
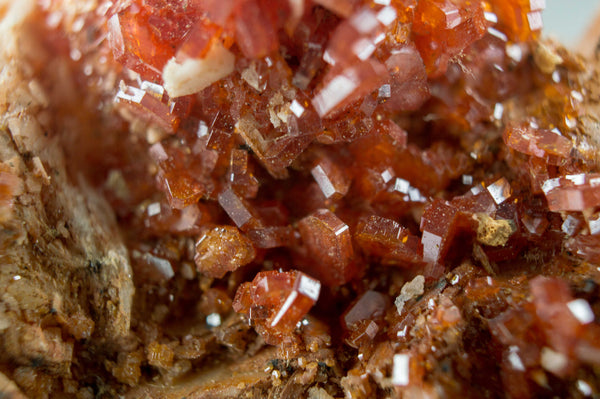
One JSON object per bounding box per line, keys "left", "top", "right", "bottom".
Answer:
{"left": 233, "top": 270, "right": 321, "bottom": 344}
{"left": 297, "top": 209, "right": 357, "bottom": 286}
{"left": 194, "top": 226, "right": 256, "bottom": 278}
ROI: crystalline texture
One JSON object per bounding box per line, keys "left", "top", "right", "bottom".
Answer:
{"left": 115, "top": 83, "right": 180, "bottom": 133}
{"left": 412, "top": 0, "right": 487, "bottom": 77}
{"left": 232, "top": 270, "right": 320, "bottom": 344}
{"left": 342, "top": 290, "right": 389, "bottom": 348}
{"left": 310, "top": 155, "right": 350, "bottom": 200}
{"left": 312, "top": 59, "right": 389, "bottom": 118}
{"left": 107, "top": 0, "right": 197, "bottom": 80}
{"left": 503, "top": 124, "right": 572, "bottom": 165}
{"left": 354, "top": 215, "right": 422, "bottom": 266}
{"left": 194, "top": 226, "right": 256, "bottom": 278}
{"left": 489, "top": 0, "right": 545, "bottom": 42}
{"left": 297, "top": 209, "right": 356, "bottom": 286}
{"left": 542, "top": 174, "right": 600, "bottom": 211}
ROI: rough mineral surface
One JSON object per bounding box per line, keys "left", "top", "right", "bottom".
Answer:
{"left": 1, "top": 0, "right": 600, "bottom": 398}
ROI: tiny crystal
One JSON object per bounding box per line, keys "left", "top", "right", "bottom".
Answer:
{"left": 392, "top": 353, "right": 410, "bottom": 386}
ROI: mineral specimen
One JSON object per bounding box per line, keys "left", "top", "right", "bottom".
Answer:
{"left": 1, "top": 0, "right": 600, "bottom": 397}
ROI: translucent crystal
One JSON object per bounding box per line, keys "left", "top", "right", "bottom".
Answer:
{"left": 217, "top": 187, "right": 261, "bottom": 230}
{"left": 229, "top": 149, "right": 259, "bottom": 198}
{"left": 530, "top": 276, "right": 582, "bottom": 355}
{"left": 503, "top": 124, "right": 572, "bottom": 165}
{"left": 115, "top": 83, "right": 180, "bottom": 133}
{"left": 194, "top": 226, "right": 256, "bottom": 278}
{"left": 354, "top": 215, "right": 422, "bottom": 266}
{"left": 310, "top": 154, "right": 350, "bottom": 200}
{"left": 107, "top": 0, "right": 197, "bottom": 80}
{"left": 297, "top": 209, "right": 356, "bottom": 286}
{"left": 542, "top": 174, "right": 600, "bottom": 211}
{"left": 342, "top": 290, "right": 389, "bottom": 348}
{"left": 420, "top": 200, "right": 460, "bottom": 263}
{"left": 412, "top": 0, "right": 487, "bottom": 77}
{"left": 486, "top": 177, "right": 512, "bottom": 205}
{"left": 312, "top": 59, "right": 388, "bottom": 117}
{"left": 489, "top": 0, "right": 545, "bottom": 42}
{"left": 232, "top": 270, "right": 321, "bottom": 344}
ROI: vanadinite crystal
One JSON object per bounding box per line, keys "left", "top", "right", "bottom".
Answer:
{"left": 233, "top": 270, "right": 321, "bottom": 345}
{"left": 8, "top": 0, "right": 600, "bottom": 397}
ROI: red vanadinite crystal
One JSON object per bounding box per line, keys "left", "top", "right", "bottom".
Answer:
{"left": 355, "top": 215, "right": 423, "bottom": 266}
{"left": 542, "top": 174, "right": 600, "bottom": 211}
{"left": 233, "top": 270, "right": 321, "bottom": 344}
{"left": 489, "top": 0, "right": 544, "bottom": 42}
{"left": 412, "top": 0, "right": 487, "bottom": 77}
{"left": 503, "top": 124, "right": 573, "bottom": 165}
{"left": 297, "top": 209, "right": 357, "bottom": 287}
{"left": 194, "top": 226, "right": 255, "bottom": 278}
{"left": 342, "top": 290, "right": 389, "bottom": 348}
{"left": 108, "top": 0, "right": 199, "bottom": 80}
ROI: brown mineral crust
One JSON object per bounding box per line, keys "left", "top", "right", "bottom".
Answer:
{"left": 0, "top": 3, "right": 139, "bottom": 397}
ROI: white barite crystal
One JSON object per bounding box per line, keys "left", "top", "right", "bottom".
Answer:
{"left": 206, "top": 313, "right": 222, "bottom": 327}
{"left": 392, "top": 353, "right": 410, "bottom": 386}
{"left": 541, "top": 347, "right": 568, "bottom": 374}
{"left": 163, "top": 41, "right": 235, "bottom": 97}
{"left": 567, "top": 298, "right": 595, "bottom": 324}
{"left": 507, "top": 346, "right": 525, "bottom": 371}
{"left": 577, "top": 380, "right": 593, "bottom": 396}
{"left": 147, "top": 202, "right": 161, "bottom": 217}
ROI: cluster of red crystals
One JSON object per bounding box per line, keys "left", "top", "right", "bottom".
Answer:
{"left": 542, "top": 173, "right": 600, "bottom": 211}
{"left": 115, "top": 80, "right": 192, "bottom": 133}
{"left": 233, "top": 270, "right": 321, "bottom": 345}
{"left": 107, "top": 0, "right": 200, "bottom": 81}
{"left": 487, "top": 276, "right": 600, "bottom": 396}
{"left": 412, "top": 0, "right": 487, "bottom": 77}
{"left": 504, "top": 123, "right": 573, "bottom": 165}
{"left": 85, "top": 0, "right": 600, "bottom": 395}
{"left": 149, "top": 140, "right": 217, "bottom": 209}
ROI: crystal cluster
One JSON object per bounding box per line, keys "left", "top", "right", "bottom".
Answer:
{"left": 10, "top": 0, "right": 600, "bottom": 397}
{"left": 100, "top": 0, "right": 599, "bottom": 394}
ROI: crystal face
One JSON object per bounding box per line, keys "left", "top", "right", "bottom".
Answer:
{"left": 233, "top": 270, "right": 321, "bottom": 344}
{"left": 194, "top": 226, "right": 256, "bottom": 278}
{"left": 13, "top": 0, "right": 600, "bottom": 397}
{"left": 297, "top": 209, "right": 356, "bottom": 287}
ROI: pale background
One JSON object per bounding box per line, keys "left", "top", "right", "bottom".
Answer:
{"left": 543, "top": 0, "right": 600, "bottom": 48}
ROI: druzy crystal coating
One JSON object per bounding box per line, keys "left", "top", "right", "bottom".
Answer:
{"left": 20, "top": 0, "right": 599, "bottom": 396}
